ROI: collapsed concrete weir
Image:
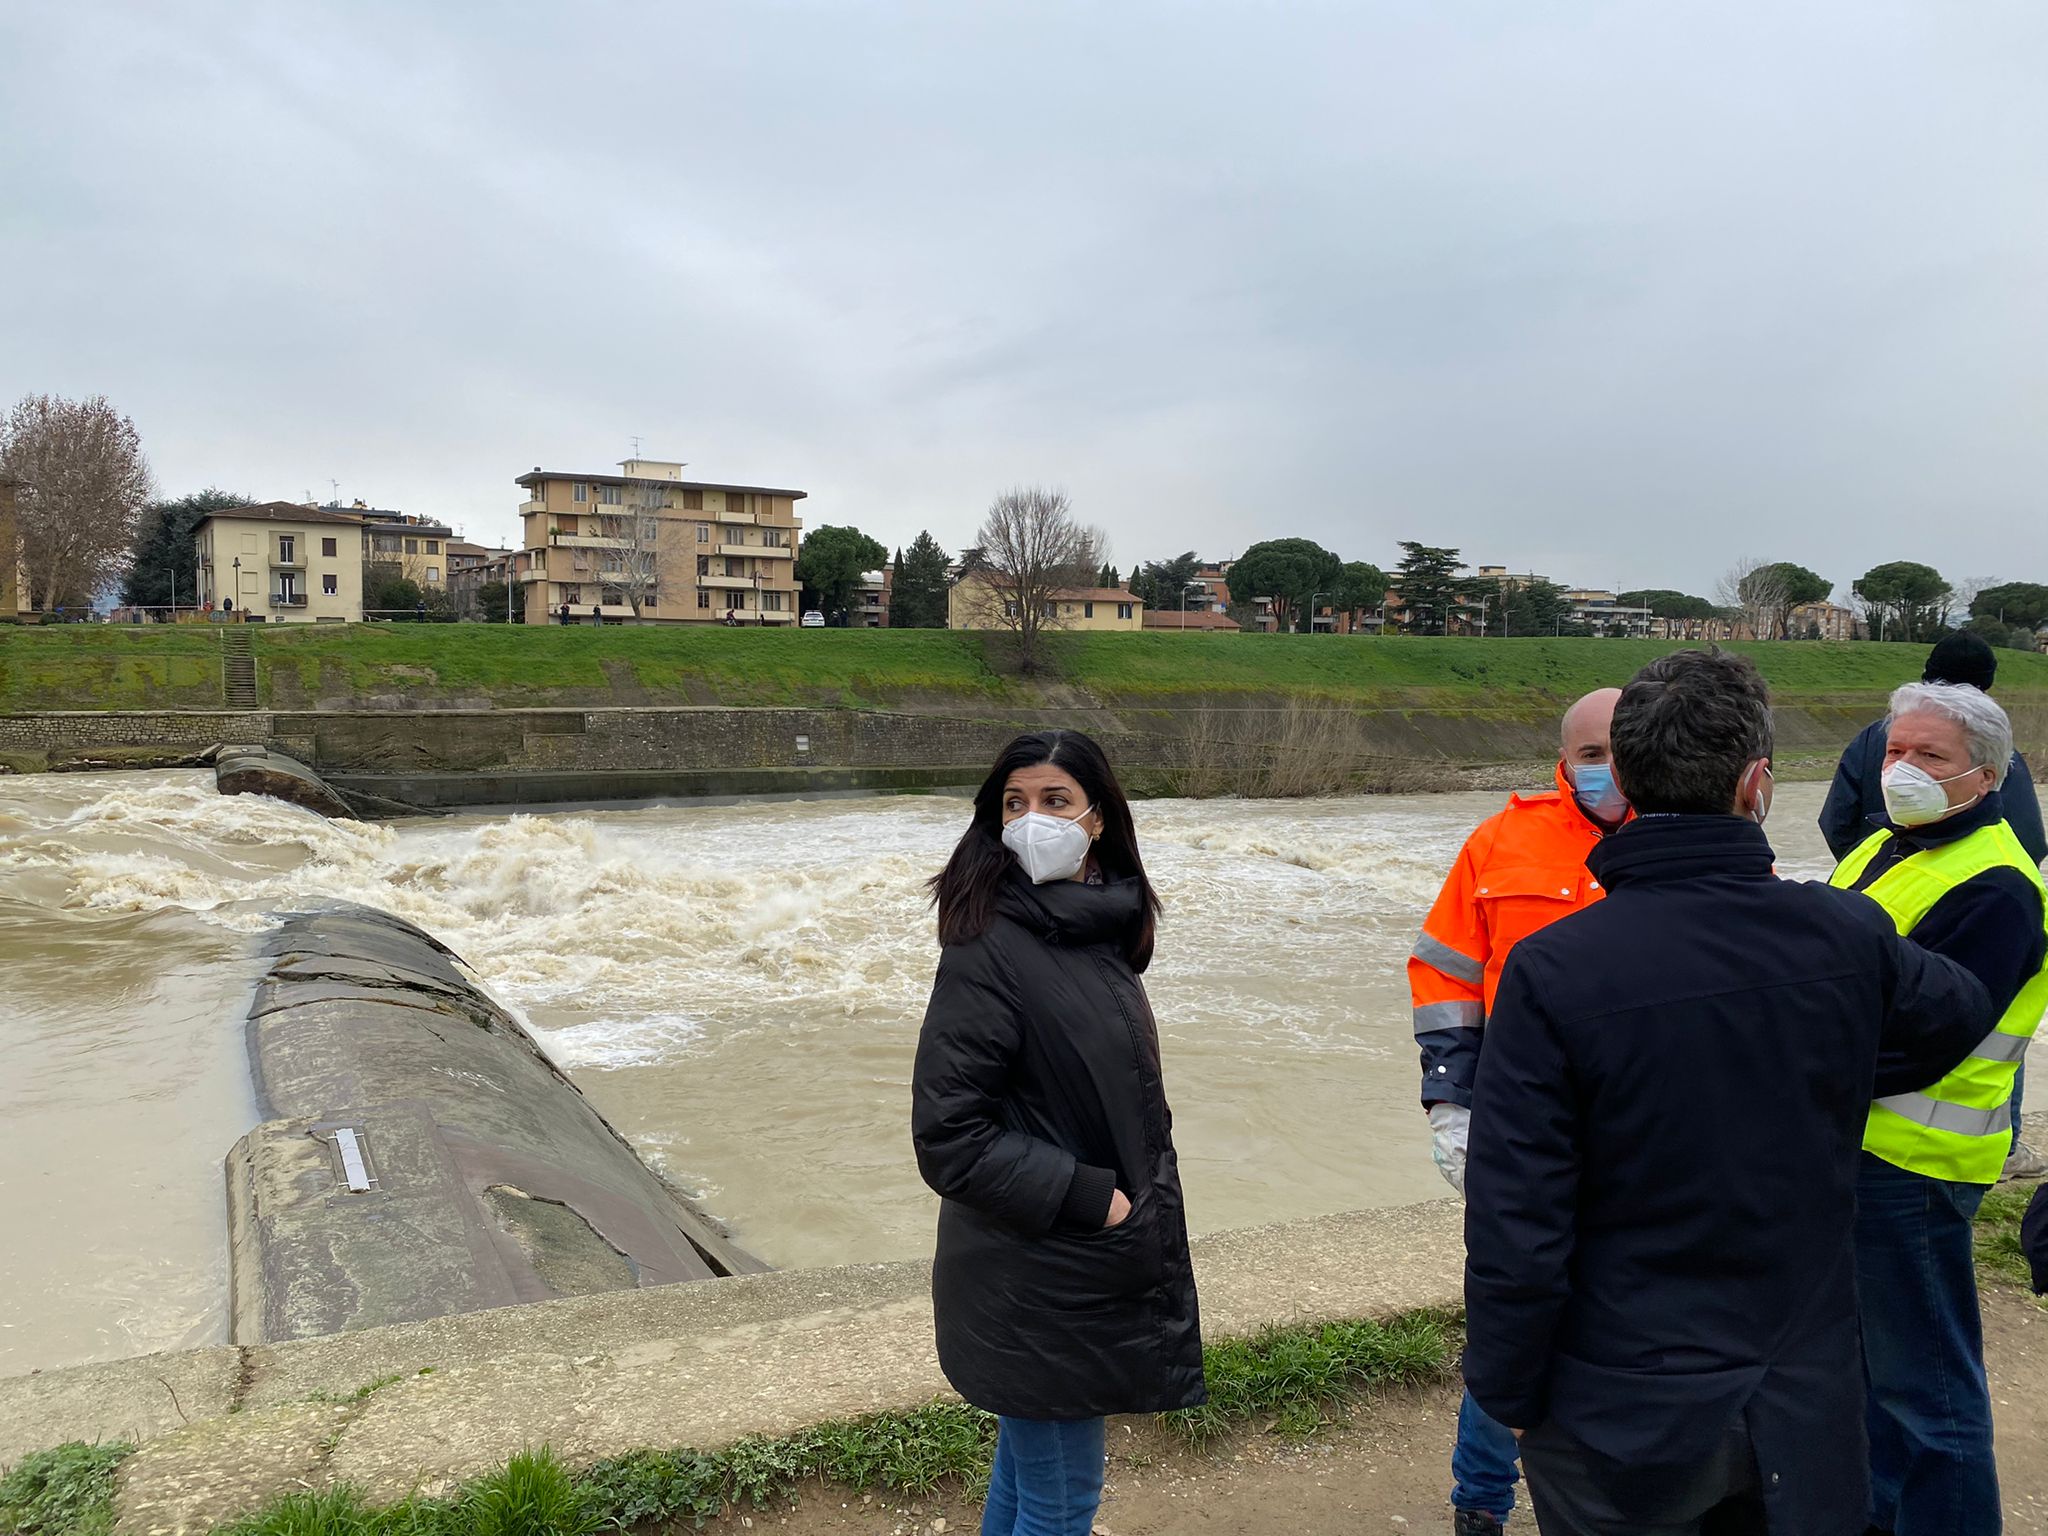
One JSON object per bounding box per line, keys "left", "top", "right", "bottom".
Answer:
{"left": 227, "top": 904, "right": 764, "bottom": 1345}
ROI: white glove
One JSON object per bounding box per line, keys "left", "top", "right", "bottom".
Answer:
{"left": 1429, "top": 1103, "right": 1470, "bottom": 1196}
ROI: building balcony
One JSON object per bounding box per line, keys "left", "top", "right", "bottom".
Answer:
{"left": 550, "top": 534, "right": 634, "bottom": 550}
{"left": 519, "top": 499, "right": 548, "bottom": 515}
{"left": 717, "top": 543, "right": 790, "bottom": 559}
{"left": 270, "top": 593, "right": 309, "bottom": 608}
{"left": 698, "top": 571, "right": 768, "bottom": 589}
{"left": 270, "top": 555, "right": 305, "bottom": 570}
{"left": 713, "top": 509, "right": 756, "bottom": 526}
{"left": 516, "top": 567, "right": 551, "bottom": 583}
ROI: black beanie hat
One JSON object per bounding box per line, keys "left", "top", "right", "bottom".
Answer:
{"left": 1923, "top": 632, "right": 1997, "bottom": 691}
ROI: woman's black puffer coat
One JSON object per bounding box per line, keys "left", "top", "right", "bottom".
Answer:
{"left": 911, "top": 873, "right": 1205, "bottom": 1420}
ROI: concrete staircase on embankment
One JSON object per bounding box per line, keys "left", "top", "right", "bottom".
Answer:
{"left": 221, "top": 629, "right": 258, "bottom": 709}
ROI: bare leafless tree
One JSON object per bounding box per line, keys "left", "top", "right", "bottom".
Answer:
{"left": 973, "top": 486, "right": 1105, "bottom": 671}
{"left": 0, "top": 394, "right": 154, "bottom": 611}
{"left": 592, "top": 475, "right": 667, "bottom": 619}
{"left": 1717, "top": 556, "right": 1790, "bottom": 641}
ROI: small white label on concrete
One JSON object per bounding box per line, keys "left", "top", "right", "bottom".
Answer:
{"left": 795, "top": 736, "right": 810, "bottom": 753}
{"left": 335, "top": 1128, "right": 373, "bottom": 1192}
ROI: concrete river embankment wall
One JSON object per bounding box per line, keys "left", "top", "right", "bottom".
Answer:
{"left": 1, "top": 694, "right": 1995, "bottom": 813}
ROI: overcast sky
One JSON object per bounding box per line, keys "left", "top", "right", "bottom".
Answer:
{"left": 4, "top": 2, "right": 2044, "bottom": 599}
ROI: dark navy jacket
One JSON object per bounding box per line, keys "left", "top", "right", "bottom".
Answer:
{"left": 1821, "top": 717, "right": 2045, "bottom": 865}
{"left": 1464, "top": 815, "right": 1993, "bottom": 1535}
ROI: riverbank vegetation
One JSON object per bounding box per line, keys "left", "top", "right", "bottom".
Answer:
{"left": 1, "top": 1312, "right": 1457, "bottom": 1536}
{"left": 10, "top": 1202, "right": 2041, "bottom": 1536}
{"left": 7, "top": 624, "right": 2044, "bottom": 715}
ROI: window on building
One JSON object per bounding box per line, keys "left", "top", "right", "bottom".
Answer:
{"left": 696, "top": 523, "right": 710, "bottom": 543}
{"left": 278, "top": 536, "right": 296, "bottom": 563}
{"left": 598, "top": 485, "right": 622, "bottom": 505}
{"left": 1084, "top": 602, "right": 1095, "bottom": 619}
{"left": 573, "top": 483, "right": 588, "bottom": 502}
{"left": 682, "top": 490, "right": 703, "bottom": 511}
{"left": 1119, "top": 603, "right": 1134, "bottom": 620}
{"left": 697, "top": 588, "right": 712, "bottom": 609}
{"left": 697, "top": 555, "right": 710, "bottom": 576}
{"left": 763, "top": 591, "right": 784, "bottom": 611}
{"left": 426, "top": 567, "right": 440, "bottom": 583}
{"left": 323, "top": 573, "right": 338, "bottom": 595}
{"left": 427, "top": 540, "right": 440, "bottom": 554}
{"left": 322, "top": 537, "right": 337, "bottom": 557}
{"left": 1004, "top": 600, "right": 1019, "bottom": 618}
{"left": 404, "top": 538, "right": 419, "bottom": 554}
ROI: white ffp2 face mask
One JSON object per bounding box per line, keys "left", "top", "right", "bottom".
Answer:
{"left": 1001, "top": 809, "right": 1094, "bottom": 884}
{"left": 1881, "top": 760, "right": 1982, "bottom": 828}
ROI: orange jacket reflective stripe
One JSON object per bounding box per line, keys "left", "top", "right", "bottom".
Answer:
{"left": 1412, "top": 763, "right": 1613, "bottom": 1107}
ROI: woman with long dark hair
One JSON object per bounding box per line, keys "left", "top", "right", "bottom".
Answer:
{"left": 912, "top": 730, "right": 1204, "bottom": 1536}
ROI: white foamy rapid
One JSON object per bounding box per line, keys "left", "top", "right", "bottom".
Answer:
{"left": 1, "top": 770, "right": 1840, "bottom": 1372}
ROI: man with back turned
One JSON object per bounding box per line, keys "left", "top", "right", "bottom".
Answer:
{"left": 1463, "top": 649, "right": 1995, "bottom": 1535}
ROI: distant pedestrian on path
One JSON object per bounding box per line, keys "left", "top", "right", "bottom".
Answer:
{"left": 1465, "top": 648, "right": 1992, "bottom": 1536}
{"left": 913, "top": 729, "right": 1203, "bottom": 1536}
{"left": 558, "top": 601, "right": 571, "bottom": 625}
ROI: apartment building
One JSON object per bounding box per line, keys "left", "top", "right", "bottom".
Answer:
{"left": 195, "top": 503, "right": 365, "bottom": 622}
{"left": 852, "top": 568, "right": 892, "bottom": 627}
{"left": 446, "top": 540, "right": 514, "bottom": 615}
{"left": 948, "top": 570, "right": 1143, "bottom": 631}
{"left": 514, "top": 459, "right": 805, "bottom": 624}
{"left": 1788, "top": 600, "right": 1863, "bottom": 642}
{"left": 355, "top": 505, "right": 456, "bottom": 601}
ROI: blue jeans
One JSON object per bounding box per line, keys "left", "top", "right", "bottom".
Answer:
{"left": 1855, "top": 1152, "right": 2000, "bottom": 1534}
{"left": 980, "top": 1416, "right": 1105, "bottom": 1536}
{"left": 1452, "top": 1388, "right": 1521, "bottom": 1521}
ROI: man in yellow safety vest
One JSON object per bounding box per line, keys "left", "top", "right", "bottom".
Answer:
{"left": 1829, "top": 681, "right": 2048, "bottom": 1532}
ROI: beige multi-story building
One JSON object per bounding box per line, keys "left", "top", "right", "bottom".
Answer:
{"left": 195, "top": 503, "right": 365, "bottom": 622}
{"left": 513, "top": 459, "right": 805, "bottom": 625}
{"left": 948, "top": 570, "right": 1143, "bottom": 632}
{"left": 1788, "top": 600, "right": 1863, "bottom": 642}
{"left": 357, "top": 506, "right": 456, "bottom": 600}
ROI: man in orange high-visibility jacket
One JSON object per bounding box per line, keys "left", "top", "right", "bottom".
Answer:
{"left": 1410, "top": 686, "right": 1627, "bottom": 1536}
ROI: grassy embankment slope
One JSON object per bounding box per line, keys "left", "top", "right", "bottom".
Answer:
{"left": 7, "top": 624, "right": 2045, "bottom": 716}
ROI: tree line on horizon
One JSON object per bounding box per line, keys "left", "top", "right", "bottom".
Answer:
{"left": 3, "top": 393, "right": 2042, "bottom": 653}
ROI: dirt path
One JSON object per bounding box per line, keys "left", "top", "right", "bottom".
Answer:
{"left": 730, "top": 1286, "right": 2048, "bottom": 1536}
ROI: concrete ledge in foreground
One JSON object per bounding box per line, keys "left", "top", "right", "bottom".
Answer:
{"left": 0, "top": 1200, "right": 1465, "bottom": 1535}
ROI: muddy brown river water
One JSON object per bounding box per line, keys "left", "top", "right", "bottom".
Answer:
{"left": 0, "top": 772, "right": 1842, "bottom": 1376}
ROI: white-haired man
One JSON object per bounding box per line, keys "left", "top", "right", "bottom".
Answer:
{"left": 1829, "top": 681, "right": 2048, "bottom": 1533}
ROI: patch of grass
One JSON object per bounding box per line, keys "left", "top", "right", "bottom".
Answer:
{"left": 17, "top": 624, "right": 2047, "bottom": 716}
{"left": 1162, "top": 1310, "right": 1460, "bottom": 1445}
{"left": 0, "top": 1440, "right": 135, "bottom": 1536}
{"left": 180, "top": 1309, "right": 1458, "bottom": 1535}
{"left": 1974, "top": 1185, "right": 2044, "bottom": 1297}
{"left": 0, "top": 626, "right": 226, "bottom": 712}
{"left": 467, "top": 1451, "right": 594, "bottom": 1536}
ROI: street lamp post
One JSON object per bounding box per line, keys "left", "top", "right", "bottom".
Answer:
{"left": 231, "top": 556, "right": 240, "bottom": 617}
{"left": 1307, "top": 590, "right": 1329, "bottom": 636}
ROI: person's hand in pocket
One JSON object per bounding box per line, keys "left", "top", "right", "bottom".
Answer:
{"left": 1104, "top": 1189, "right": 1133, "bottom": 1228}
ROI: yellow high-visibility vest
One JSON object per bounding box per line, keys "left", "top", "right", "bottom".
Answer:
{"left": 1831, "top": 818, "right": 2048, "bottom": 1185}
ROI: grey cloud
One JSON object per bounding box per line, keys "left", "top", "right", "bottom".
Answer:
{"left": 3, "top": 1, "right": 2045, "bottom": 595}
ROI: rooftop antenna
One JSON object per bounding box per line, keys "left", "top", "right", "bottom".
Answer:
{"left": 629, "top": 435, "right": 643, "bottom": 459}
{"left": 329, "top": 478, "right": 340, "bottom": 506}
